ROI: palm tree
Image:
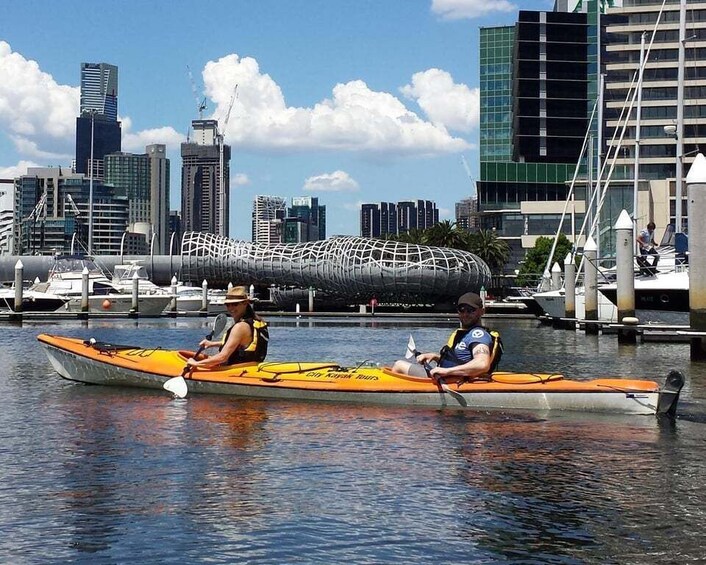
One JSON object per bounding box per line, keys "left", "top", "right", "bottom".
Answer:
{"left": 424, "top": 220, "right": 471, "bottom": 250}
{"left": 467, "top": 229, "right": 510, "bottom": 273}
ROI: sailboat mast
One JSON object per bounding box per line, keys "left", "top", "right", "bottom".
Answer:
{"left": 675, "top": 0, "right": 686, "bottom": 233}
{"left": 634, "top": 32, "right": 646, "bottom": 248}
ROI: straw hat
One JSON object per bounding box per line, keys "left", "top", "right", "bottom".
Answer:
{"left": 223, "top": 286, "right": 251, "bottom": 304}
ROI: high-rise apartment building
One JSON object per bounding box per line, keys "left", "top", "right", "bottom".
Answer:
{"left": 478, "top": 7, "right": 594, "bottom": 272}
{"left": 181, "top": 119, "right": 231, "bottom": 237}
{"left": 284, "top": 196, "right": 326, "bottom": 243}
{"left": 455, "top": 197, "right": 479, "bottom": 231}
{"left": 75, "top": 63, "right": 121, "bottom": 177}
{"left": 360, "top": 200, "right": 437, "bottom": 237}
{"left": 103, "top": 144, "right": 170, "bottom": 254}
{"left": 602, "top": 0, "right": 705, "bottom": 237}
{"left": 252, "top": 195, "right": 286, "bottom": 244}
{"left": 14, "top": 167, "right": 129, "bottom": 255}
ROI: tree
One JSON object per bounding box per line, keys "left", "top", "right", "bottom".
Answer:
{"left": 424, "top": 220, "right": 471, "bottom": 249}
{"left": 467, "top": 229, "right": 510, "bottom": 273}
{"left": 516, "top": 233, "right": 573, "bottom": 287}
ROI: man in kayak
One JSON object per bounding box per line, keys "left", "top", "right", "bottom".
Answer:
{"left": 392, "top": 291, "right": 500, "bottom": 381}
{"left": 186, "top": 286, "right": 269, "bottom": 368}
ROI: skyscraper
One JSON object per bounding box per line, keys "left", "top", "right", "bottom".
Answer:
{"left": 181, "top": 119, "right": 231, "bottom": 236}
{"left": 103, "top": 144, "right": 170, "bottom": 254}
{"left": 285, "top": 196, "right": 326, "bottom": 243}
{"left": 75, "top": 63, "right": 121, "bottom": 177}
{"left": 252, "top": 195, "right": 286, "bottom": 244}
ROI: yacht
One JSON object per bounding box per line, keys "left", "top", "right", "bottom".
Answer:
{"left": 111, "top": 262, "right": 209, "bottom": 313}
{"left": 31, "top": 255, "right": 171, "bottom": 315}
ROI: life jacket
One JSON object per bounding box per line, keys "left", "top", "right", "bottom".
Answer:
{"left": 438, "top": 326, "right": 503, "bottom": 374}
{"left": 220, "top": 318, "right": 269, "bottom": 364}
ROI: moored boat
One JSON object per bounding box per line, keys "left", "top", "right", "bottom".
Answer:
{"left": 37, "top": 333, "right": 684, "bottom": 416}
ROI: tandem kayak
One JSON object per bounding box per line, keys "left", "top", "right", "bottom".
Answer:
{"left": 37, "top": 333, "right": 685, "bottom": 416}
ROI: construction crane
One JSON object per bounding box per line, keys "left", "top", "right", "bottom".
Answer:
{"left": 65, "top": 193, "right": 81, "bottom": 218}
{"left": 187, "top": 65, "right": 207, "bottom": 120}
{"left": 25, "top": 191, "right": 47, "bottom": 254}
{"left": 218, "top": 83, "right": 238, "bottom": 236}
{"left": 460, "top": 155, "right": 477, "bottom": 199}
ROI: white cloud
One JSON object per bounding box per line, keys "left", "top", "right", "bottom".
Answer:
{"left": 303, "top": 170, "right": 359, "bottom": 192}
{"left": 0, "top": 41, "right": 77, "bottom": 160}
{"left": 400, "top": 69, "right": 479, "bottom": 133}
{"left": 232, "top": 173, "right": 250, "bottom": 186}
{"left": 202, "top": 54, "right": 470, "bottom": 156}
{"left": 0, "top": 160, "right": 40, "bottom": 179}
{"left": 120, "top": 116, "right": 185, "bottom": 153}
{"left": 431, "top": 0, "right": 517, "bottom": 20}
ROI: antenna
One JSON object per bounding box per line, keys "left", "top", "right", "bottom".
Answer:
{"left": 187, "top": 65, "right": 207, "bottom": 120}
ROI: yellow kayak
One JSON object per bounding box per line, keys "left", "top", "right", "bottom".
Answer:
{"left": 37, "top": 333, "right": 684, "bottom": 416}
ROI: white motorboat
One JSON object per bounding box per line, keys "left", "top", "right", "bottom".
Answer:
{"left": 111, "top": 262, "right": 208, "bottom": 313}
{"left": 0, "top": 284, "right": 68, "bottom": 312}
{"left": 31, "top": 255, "right": 171, "bottom": 315}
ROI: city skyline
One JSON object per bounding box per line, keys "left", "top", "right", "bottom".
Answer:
{"left": 0, "top": 0, "right": 550, "bottom": 240}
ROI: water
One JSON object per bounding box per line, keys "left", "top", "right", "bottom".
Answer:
{"left": 1, "top": 316, "right": 705, "bottom": 563}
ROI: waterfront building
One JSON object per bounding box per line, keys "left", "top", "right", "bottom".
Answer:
{"left": 75, "top": 63, "right": 121, "bottom": 178}
{"left": 360, "top": 200, "right": 437, "bottom": 238}
{"left": 0, "top": 179, "right": 14, "bottom": 254}
{"left": 252, "top": 195, "right": 286, "bottom": 244}
{"left": 181, "top": 119, "right": 231, "bottom": 237}
{"left": 284, "top": 196, "right": 326, "bottom": 243}
{"left": 602, "top": 0, "right": 705, "bottom": 239}
{"left": 478, "top": 5, "right": 600, "bottom": 273}
{"left": 104, "top": 144, "right": 170, "bottom": 254}
{"left": 13, "top": 167, "right": 129, "bottom": 256}
{"left": 455, "top": 197, "right": 479, "bottom": 231}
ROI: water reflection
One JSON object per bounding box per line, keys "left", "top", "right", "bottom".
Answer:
{"left": 2, "top": 317, "right": 706, "bottom": 562}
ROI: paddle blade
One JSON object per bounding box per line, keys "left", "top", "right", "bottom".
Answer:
{"left": 211, "top": 313, "right": 229, "bottom": 340}
{"left": 164, "top": 376, "right": 188, "bottom": 399}
{"left": 405, "top": 335, "right": 417, "bottom": 359}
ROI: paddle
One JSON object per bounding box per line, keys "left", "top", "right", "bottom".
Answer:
{"left": 405, "top": 335, "right": 467, "bottom": 406}
{"left": 163, "top": 313, "right": 229, "bottom": 399}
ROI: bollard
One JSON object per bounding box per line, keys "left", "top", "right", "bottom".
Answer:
{"left": 249, "top": 284, "right": 255, "bottom": 300}
{"left": 170, "top": 275, "right": 178, "bottom": 316}
{"left": 551, "top": 262, "right": 562, "bottom": 291}
{"left": 615, "top": 209, "right": 637, "bottom": 344}
{"left": 686, "top": 152, "right": 706, "bottom": 359}
{"left": 564, "top": 252, "right": 576, "bottom": 328}
{"left": 584, "top": 236, "right": 599, "bottom": 335}
{"left": 480, "top": 285, "right": 487, "bottom": 307}
{"left": 14, "top": 260, "right": 23, "bottom": 314}
{"left": 201, "top": 279, "right": 209, "bottom": 313}
{"left": 131, "top": 271, "right": 139, "bottom": 317}
{"left": 81, "top": 266, "right": 90, "bottom": 315}
{"left": 308, "top": 286, "right": 315, "bottom": 313}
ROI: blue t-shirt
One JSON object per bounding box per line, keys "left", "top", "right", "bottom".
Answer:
{"left": 439, "top": 326, "right": 493, "bottom": 368}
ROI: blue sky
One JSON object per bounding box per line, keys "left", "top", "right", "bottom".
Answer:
{"left": 0, "top": 0, "right": 549, "bottom": 240}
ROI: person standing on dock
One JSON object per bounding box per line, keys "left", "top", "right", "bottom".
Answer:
{"left": 637, "top": 221, "right": 659, "bottom": 276}
{"left": 187, "top": 286, "right": 269, "bottom": 368}
{"left": 392, "top": 292, "right": 502, "bottom": 381}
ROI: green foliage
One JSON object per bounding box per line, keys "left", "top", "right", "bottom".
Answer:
{"left": 516, "top": 234, "right": 573, "bottom": 287}
{"left": 384, "top": 222, "right": 509, "bottom": 274}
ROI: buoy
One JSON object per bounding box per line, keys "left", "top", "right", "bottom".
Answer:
{"left": 102, "top": 299, "right": 112, "bottom": 310}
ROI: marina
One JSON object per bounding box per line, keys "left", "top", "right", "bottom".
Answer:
{"left": 1, "top": 315, "right": 704, "bottom": 562}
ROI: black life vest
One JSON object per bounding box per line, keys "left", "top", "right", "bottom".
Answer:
{"left": 220, "top": 318, "right": 269, "bottom": 364}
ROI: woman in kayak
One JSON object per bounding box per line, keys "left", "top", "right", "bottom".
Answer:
{"left": 186, "top": 286, "right": 269, "bottom": 368}
{"left": 392, "top": 291, "right": 501, "bottom": 381}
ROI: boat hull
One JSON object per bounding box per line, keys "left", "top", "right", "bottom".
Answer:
{"left": 37, "top": 334, "right": 682, "bottom": 415}
{"left": 60, "top": 295, "right": 172, "bottom": 315}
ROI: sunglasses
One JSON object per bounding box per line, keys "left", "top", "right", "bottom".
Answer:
{"left": 456, "top": 305, "right": 477, "bottom": 314}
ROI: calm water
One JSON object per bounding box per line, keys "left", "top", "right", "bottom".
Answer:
{"left": 1, "top": 316, "right": 705, "bottom": 564}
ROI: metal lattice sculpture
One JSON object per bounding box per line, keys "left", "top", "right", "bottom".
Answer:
{"left": 180, "top": 232, "right": 491, "bottom": 302}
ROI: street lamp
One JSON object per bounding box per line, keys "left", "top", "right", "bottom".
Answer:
{"left": 87, "top": 109, "right": 96, "bottom": 255}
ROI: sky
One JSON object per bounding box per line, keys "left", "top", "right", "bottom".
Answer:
{"left": 0, "top": 0, "right": 550, "bottom": 240}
